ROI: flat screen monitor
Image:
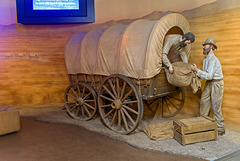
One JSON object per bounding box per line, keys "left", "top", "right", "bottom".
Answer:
{"left": 16, "top": 0, "right": 95, "bottom": 24}
{"left": 33, "top": 0, "right": 80, "bottom": 10}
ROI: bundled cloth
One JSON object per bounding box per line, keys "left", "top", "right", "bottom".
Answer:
{"left": 165, "top": 62, "right": 201, "bottom": 93}
{"left": 143, "top": 121, "right": 173, "bottom": 141}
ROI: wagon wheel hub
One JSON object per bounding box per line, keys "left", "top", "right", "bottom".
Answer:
{"left": 111, "top": 99, "right": 122, "bottom": 110}
{"left": 76, "top": 98, "right": 85, "bottom": 106}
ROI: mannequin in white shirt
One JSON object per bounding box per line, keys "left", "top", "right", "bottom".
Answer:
{"left": 191, "top": 38, "right": 225, "bottom": 136}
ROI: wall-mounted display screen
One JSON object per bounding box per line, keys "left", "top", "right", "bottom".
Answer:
{"left": 33, "top": 0, "right": 79, "bottom": 10}
{"left": 16, "top": 0, "right": 95, "bottom": 24}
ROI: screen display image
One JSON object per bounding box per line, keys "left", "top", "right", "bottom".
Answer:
{"left": 16, "top": 0, "right": 95, "bottom": 23}
{"left": 33, "top": 0, "right": 79, "bottom": 10}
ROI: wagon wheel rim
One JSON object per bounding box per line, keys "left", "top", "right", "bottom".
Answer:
{"left": 64, "top": 82, "right": 97, "bottom": 121}
{"left": 162, "top": 87, "right": 185, "bottom": 118}
{"left": 98, "top": 74, "right": 143, "bottom": 134}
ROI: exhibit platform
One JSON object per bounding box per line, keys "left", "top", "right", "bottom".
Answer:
{"left": 20, "top": 108, "right": 240, "bottom": 161}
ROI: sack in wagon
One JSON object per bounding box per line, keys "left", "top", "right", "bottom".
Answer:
{"left": 165, "top": 61, "right": 201, "bottom": 93}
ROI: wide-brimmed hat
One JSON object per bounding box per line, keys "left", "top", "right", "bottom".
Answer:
{"left": 201, "top": 38, "right": 217, "bottom": 49}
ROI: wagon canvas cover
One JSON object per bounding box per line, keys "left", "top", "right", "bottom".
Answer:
{"left": 65, "top": 13, "right": 191, "bottom": 79}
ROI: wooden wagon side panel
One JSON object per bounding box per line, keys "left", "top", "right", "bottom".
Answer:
{"left": 131, "top": 69, "right": 176, "bottom": 100}
{"left": 69, "top": 74, "right": 105, "bottom": 92}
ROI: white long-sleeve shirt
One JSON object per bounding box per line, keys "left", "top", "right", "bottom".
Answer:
{"left": 197, "top": 53, "right": 223, "bottom": 80}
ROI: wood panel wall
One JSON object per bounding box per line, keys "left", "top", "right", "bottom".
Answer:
{"left": 0, "top": 8, "right": 240, "bottom": 127}
{"left": 0, "top": 25, "right": 72, "bottom": 108}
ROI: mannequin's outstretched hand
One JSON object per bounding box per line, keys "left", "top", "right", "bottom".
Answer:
{"left": 191, "top": 64, "right": 198, "bottom": 72}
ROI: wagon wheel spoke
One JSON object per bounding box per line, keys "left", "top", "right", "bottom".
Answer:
{"left": 104, "top": 109, "right": 115, "bottom": 118}
{"left": 111, "top": 110, "right": 118, "bottom": 126}
{"left": 120, "top": 81, "right": 126, "bottom": 100}
{"left": 164, "top": 98, "right": 172, "bottom": 115}
{"left": 103, "top": 85, "right": 116, "bottom": 100}
{"left": 83, "top": 105, "right": 91, "bottom": 117}
{"left": 166, "top": 97, "right": 178, "bottom": 110}
{"left": 100, "top": 95, "right": 114, "bottom": 102}
{"left": 81, "top": 106, "right": 85, "bottom": 118}
{"left": 83, "top": 92, "right": 92, "bottom": 100}
{"left": 144, "top": 98, "right": 159, "bottom": 114}
{"left": 70, "top": 105, "right": 77, "bottom": 112}
{"left": 76, "top": 106, "right": 81, "bottom": 116}
{"left": 121, "top": 110, "right": 129, "bottom": 131}
{"left": 108, "top": 79, "right": 118, "bottom": 98}
{"left": 122, "top": 105, "right": 138, "bottom": 115}
{"left": 98, "top": 75, "right": 143, "bottom": 134}
{"left": 81, "top": 86, "right": 85, "bottom": 98}
{"left": 122, "top": 100, "right": 138, "bottom": 105}
{"left": 77, "top": 85, "right": 81, "bottom": 97}
{"left": 167, "top": 95, "right": 183, "bottom": 102}
{"left": 71, "top": 88, "right": 79, "bottom": 98}
{"left": 116, "top": 78, "right": 120, "bottom": 98}
{"left": 122, "top": 108, "right": 135, "bottom": 125}
{"left": 67, "top": 94, "right": 77, "bottom": 100}
{"left": 162, "top": 88, "right": 185, "bottom": 118}
{"left": 84, "top": 100, "right": 95, "bottom": 103}
{"left": 118, "top": 110, "right": 121, "bottom": 131}
{"left": 84, "top": 103, "right": 95, "bottom": 110}
{"left": 100, "top": 104, "right": 112, "bottom": 108}
{"left": 66, "top": 101, "right": 76, "bottom": 104}
{"left": 121, "top": 89, "right": 133, "bottom": 102}
{"left": 65, "top": 82, "right": 97, "bottom": 121}
{"left": 149, "top": 98, "right": 159, "bottom": 105}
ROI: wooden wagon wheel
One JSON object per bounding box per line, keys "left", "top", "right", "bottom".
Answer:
{"left": 144, "top": 87, "right": 185, "bottom": 118}
{"left": 64, "top": 82, "right": 97, "bottom": 121}
{"left": 162, "top": 87, "right": 185, "bottom": 118}
{"left": 98, "top": 74, "right": 143, "bottom": 134}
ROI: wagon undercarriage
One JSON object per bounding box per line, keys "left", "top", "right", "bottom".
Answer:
{"left": 64, "top": 73, "right": 185, "bottom": 134}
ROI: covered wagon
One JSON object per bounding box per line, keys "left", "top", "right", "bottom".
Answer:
{"left": 64, "top": 13, "right": 191, "bottom": 134}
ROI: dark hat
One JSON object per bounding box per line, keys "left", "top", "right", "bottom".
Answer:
{"left": 201, "top": 38, "right": 217, "bottom": 49}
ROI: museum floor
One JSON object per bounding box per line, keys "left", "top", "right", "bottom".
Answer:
{"left": 0, "top": 117, "right": 204, "bottom": 161}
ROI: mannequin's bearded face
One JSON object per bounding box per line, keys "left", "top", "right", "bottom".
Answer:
{"left": 180, "top": 39, "right": 191, "bottom": 48}
{"left": 203, "top": 44, "right": 212, "bottom": 55}
{"left": 180, "top": 39, "right": 187, "bottom": 48}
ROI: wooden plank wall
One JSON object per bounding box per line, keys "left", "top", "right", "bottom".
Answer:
{"left": 0, "top": 8, "right": 239, "bottom": 127}
{"left": 0, "top": 25, "right": 72, "bottom": 108}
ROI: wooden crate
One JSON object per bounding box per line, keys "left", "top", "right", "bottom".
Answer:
{"left": 173, "top": 116, "right": 217, "bottom": 145}
{"left": 0, "top": 107, "right": 20, "bottom": 135}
